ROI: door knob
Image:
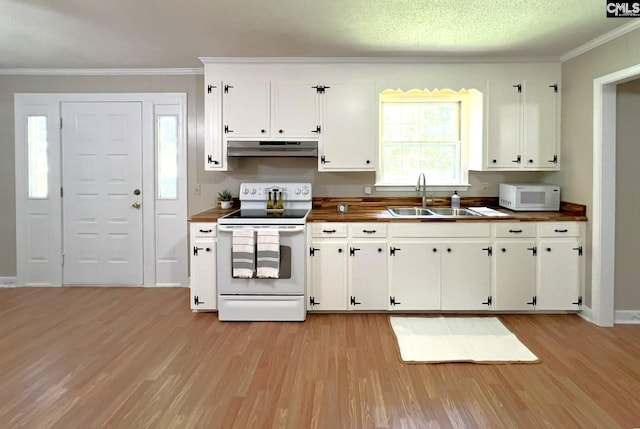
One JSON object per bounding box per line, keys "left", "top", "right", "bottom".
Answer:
{"left": 132, "top": 202, "right": 141, "bottom": 209}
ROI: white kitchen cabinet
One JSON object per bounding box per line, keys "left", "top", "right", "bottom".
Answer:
{"left": 347, "top": 223, "right": 388, "bottom": 310}
{"left": 222, "top": 80, "right": 271, "bottom": 139}
{"left": 492, "top": 222, "right": 537, "bottom": 310}
{"left": 493, "top": 240, "right": 537, "bottom": 310}
{"left": 536, "top": 222, "right": 583, "bottom": 310}
{"left": 307, "top": 223, "right": 348, "bottom": 311}
{"left": 204, "top": 81, "right": 226, "bottom": 171}
{"left": 472, "top": 80, "right": 559, "bottom": 171}
{"left": 441, "top": 242, "right": 493, "bottom": 310}
{"left": 319, "top": 81, "right": 376, "bottom": 171}
{"left": 189, "top": 223, "right": 217, "bottom": 311}
{"left": 308, "top": 241, "right": 348, "bottom": 310}
{"left": 272, "top": 82, "right": 320, "bottom": 139}
{"left": 388, "top": 241, "right": 441, "bottom": 310}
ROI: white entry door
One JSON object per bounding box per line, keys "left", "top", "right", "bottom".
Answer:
{"left": 61, "top": 102, "right": 143, "bottom": 285}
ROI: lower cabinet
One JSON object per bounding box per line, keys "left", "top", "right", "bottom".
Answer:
{"left": 306, "top": 220, "right": 584, "bottom": 313}
{"left": 189, "top": 223, "right": 217, "bottom": 311}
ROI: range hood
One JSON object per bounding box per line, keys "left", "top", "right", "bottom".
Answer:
{"left": 227, "top": 141, "right": 318, "bottom": 157}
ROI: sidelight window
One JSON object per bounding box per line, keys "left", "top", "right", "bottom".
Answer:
{"left": 27, "top": 115, "right": 48, "bottom": 199}
{"left": 156, "top": 115, "right": 179, "bottom": 199}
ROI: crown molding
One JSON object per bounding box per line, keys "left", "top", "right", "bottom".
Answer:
{"left": 199, "top": 56, "right": 561, "bottom": 65}
{"left": 561, "top": 20, "right": 640, "bottom": 62}
{"left": 0, "top": 67, "right": 203, "bottom": 76}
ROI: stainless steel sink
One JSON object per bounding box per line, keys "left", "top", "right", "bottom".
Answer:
{"left": 387, "top": 206, "right": 483, "bottom": 217}
{"left": 426, "top": 207, "right": 482, "bottom": 217}
{"left": 387, "top": 207, "right": 435, "bottom": 216}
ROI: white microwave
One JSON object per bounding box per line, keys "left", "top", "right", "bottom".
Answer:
{"left": 499, "top": 183, "right": 560, "bottom": 211}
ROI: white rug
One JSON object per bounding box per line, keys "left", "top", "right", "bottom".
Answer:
{"left": 389, "top": 316, "right": 539, "bottom": 364}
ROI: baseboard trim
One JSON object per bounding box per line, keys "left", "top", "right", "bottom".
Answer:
{"left": 0, "top": 277, "right": 17, "bottom": 287}
{"left": 614, "top": 310, "right": 640, "bottom": 324}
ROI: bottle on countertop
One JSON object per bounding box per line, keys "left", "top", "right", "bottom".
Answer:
{"left": 451, "top": 191, "right": 460, "bottom": 209}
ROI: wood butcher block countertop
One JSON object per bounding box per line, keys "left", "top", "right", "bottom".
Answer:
{"left": 188, "top": 197, "right": 587, "bottom": 223}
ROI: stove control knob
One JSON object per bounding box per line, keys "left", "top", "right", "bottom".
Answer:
{"left": 251, "top": 188, "right": 257, "bottom": 194}
{"left": 302, "top": 188, "right": 309, "bottom": 195}
{"left": 242, "top": 188, "right": 250, "bottom": 195}
{"left": 295, "top": 188, "right": 301, "bottom": 195}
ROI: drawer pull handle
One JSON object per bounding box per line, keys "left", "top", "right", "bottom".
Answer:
{"left": 362, "top": 229, "right": 377, "bottom": 234}
{"left": 508, "top": 229, "right": 523, "bottom": 233}
{"left": 554, "top": 229, "right": 568, "bottom": 233}
{"left": 322, "top": 229, "right": 337, "bottom": 234}
{"left": 199, "top": 229, "right": 213, "bottom": 233}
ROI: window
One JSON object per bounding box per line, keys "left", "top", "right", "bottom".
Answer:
{"left": 156, "top": 115, "right": 178, "bottom": 199}
{"left": 27, "top": 116, "right": 48, "bottom": 198}
{"left": 378, "top": 89, "right": 481, "bottom": 187}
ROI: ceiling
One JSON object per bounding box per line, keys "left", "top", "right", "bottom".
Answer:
{"left": 0, "top": 0, "right": 637, "bottom": 69}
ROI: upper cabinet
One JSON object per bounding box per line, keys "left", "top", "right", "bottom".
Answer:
{"left": 470, "top": 80, "right": 560, "bottom": 171}
{"left": 319, "top": 81, "right": 376, "bottom": 172}
{"left": 222, "top": 81, "right": 271, "bottom": 139}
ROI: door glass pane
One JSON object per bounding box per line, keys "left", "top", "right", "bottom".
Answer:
{"left": 157, "top": 115, "right": 178, "bottom": 199}
{"left": 28, "top": 116, "right": 48, "bottom": 199}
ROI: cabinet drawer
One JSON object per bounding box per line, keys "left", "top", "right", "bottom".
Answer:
{"left": 494, "top": 223, "right": 536, "bottom": 238}
{"left": 190, "top": 223, "right": 217, "bottom": 238}
{"left": 349, "top": 223, "right": 388, "bottom": 238}
{"left": 310, "top": 223, "right": 348, "bottom": 238}
{"left": 539, "top": 222, "right": 582, "bottom": 237}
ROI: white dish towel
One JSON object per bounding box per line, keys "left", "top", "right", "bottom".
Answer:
{"left": 256, "top": 229, "right": 280, "bottom": 279}
{"left": 232, "top": 229, "right": 255, "bottom": 278}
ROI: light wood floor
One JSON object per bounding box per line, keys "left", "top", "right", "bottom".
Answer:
{"left": 1, "top": 287, "right": 639, "bottom": 429}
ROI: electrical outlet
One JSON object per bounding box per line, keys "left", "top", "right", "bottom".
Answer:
{"left": 194, "top": 184, "right": 201, "bottom": 195}
{"left": 481, "top": 182, "right": 490, "bottom": 192}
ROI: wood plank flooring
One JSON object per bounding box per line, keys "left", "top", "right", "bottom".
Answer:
{"left": 1, "top": 287, "right": 639, "bottom": 428}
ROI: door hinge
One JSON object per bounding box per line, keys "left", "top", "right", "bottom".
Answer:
{"left": 224, "top": 84, "right": 233, "bottom": 93}
{"left": 482, "top": 246, "right": 492, "bottom": 256}
{"left": 60, "top": 118, "right": 63, "bottom": 129}
{"left": 349, "top": 247, "right": 360, "bottom": 256}
{"left": 309, "top": 247, "right": 319, "bottom": 256}
{"left": 61, "top": 253, "right": 65, "bottom": 266}
{"left": 309, "top": 296, "right": 319, "bottom": 307}
{"left": 573, "top": 246, "right": 583, "bottom": 256}
{"left": 350, "top": 296, "right": 361, "bottom": 306}
{"left": 320, "top": 155, "right": 330, "bottom": 164}
{"left": 390, "top": 296, "right": 401, "bottom": 306}
{"left": 513, "top": 83, "right": 522, "bottom": 93}
{"left": 482, "top": 296, "right": 493, "bottom": 306}
{"left": 207, "top": 155, "right": 220, "bottom": 165}
{"left": 311, "top": 125, "right": 321, "bottom": 134}
{"left": 527, "top": 295, "right": 537, "bottom": 306}
{"left": 390, "top": 247, "right": 401, "bottom": 256}
{"left": 527, "top": 246, "right": 537, "bottom": 256}
{"left": 548, "top": 154, "right": 558, "bottom": 164}
{"left": 207, "top": 84, "right": 216, "bottom": 94}
{"left": 193, "top": 295, "right": 204, "bottom": 306}
{"left": 572, "top": 296, "right": 583, "bottom": 306}
{"left": 60, "top": 187, "right": 63, "bottom": 198}
{"left": 313, "top": 85, "right": 330, "bottom": 94}
{"left": 549, "top": 83, "right": 558, "bottom": 93}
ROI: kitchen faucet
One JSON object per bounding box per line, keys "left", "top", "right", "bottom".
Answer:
{"left": 416, "top": 173, "right": 432, "bottom": 207}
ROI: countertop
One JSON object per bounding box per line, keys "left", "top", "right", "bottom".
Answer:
{"left": 188, "top": 197, "right": 588, "bottom": 223}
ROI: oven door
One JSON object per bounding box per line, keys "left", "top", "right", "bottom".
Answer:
{"left": 217, "top": 224, "right": 306, "bottom": 295}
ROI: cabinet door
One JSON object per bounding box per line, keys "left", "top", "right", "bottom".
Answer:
{"left": 190, "top": 239, "right": 217, "bottom": 311}
{"left": 537, "top": 240, "right": 582, "bottom": 310}
{"left": 204, "top": 81, "right": 226, "bottom": 170}
{"left": 308, "top": 241, "right": 348, "bottom": 311}
{"left": 441, "top": 242, "right": 492, "bottom": 310}
{"left": 349, "top": 241, "right": 388, "bottom": 310}
{"left": 486, "top": 81, "right": 522, "bottom": 168}
{"left": 494, "top": 241, "right": 536, "bottom": 310}
{"left": 320, "top": 82, "right": 376, "bottom": 171}
{"left": 223, "top": 81, "right": 270, "bottom": 138}
{"left": 272, "top": 82, "right": 319, "bottom": 138}
{"left": 523, "top": 81, "right": 559, "bottom": 169}
{"left": 388, "top": 242, "right": 441, "bottom": 310}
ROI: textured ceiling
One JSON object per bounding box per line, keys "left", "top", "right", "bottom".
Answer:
{"left": 0, "top": 0, "right": 636, "bottom": 69}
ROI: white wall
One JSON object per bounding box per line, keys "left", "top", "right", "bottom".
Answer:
{"left": 561, "top": 26, "right": 640, "bottom": 309}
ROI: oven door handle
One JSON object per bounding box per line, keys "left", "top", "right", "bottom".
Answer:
{"left": 217, "top": 224, "right": 306, "bottom": 233}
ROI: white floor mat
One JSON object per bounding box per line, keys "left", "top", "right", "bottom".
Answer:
{"left": 389, "top": 316, "right": 539, "bottom": 364}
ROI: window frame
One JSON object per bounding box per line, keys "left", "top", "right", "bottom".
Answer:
{"left": 376, "top": 88, "right": 481, "bottom": 192}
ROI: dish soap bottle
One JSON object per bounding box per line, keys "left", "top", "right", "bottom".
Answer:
{"left": 451, "top": 191, "right": 460, "bottom": 209}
